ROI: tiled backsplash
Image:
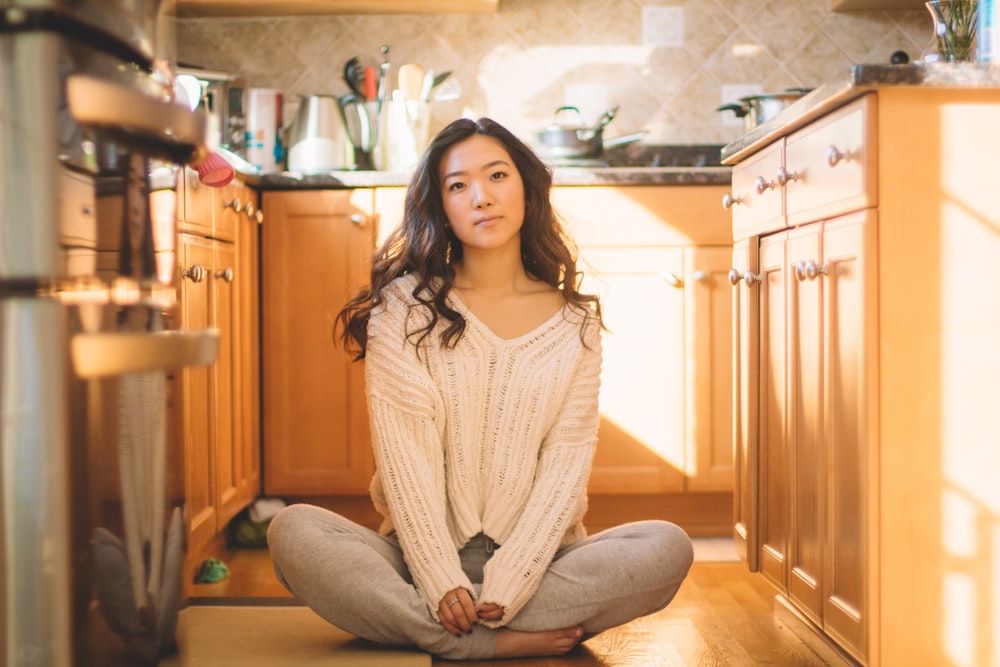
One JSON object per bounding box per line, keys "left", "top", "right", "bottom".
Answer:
{"left": 177, "top": 0, "right": 930, "bottom": 147}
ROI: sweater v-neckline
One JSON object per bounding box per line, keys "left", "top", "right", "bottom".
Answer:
{"left": 447, "top": 291, "right": 566, "bottom": 344}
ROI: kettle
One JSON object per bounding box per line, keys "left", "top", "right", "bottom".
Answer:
{"left": 287, "top": 94, "right": 354, "bottom": 172}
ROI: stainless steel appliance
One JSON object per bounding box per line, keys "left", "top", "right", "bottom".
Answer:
{"left": 176, "top": 65, "right": 248, "bottom": 158}
{"left": 1, "top": 1, "right": 214, "bottom": 664}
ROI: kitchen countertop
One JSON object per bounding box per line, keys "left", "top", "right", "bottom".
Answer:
{"left": 240, "top": 144, "right": 732, "bottom": 190}
{"left": 721, "top": 62, "right": 1000, "bottom": 164}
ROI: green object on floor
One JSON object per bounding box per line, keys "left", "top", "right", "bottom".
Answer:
{"left": 194, "top": 558, "right": 230, "bottom": 584}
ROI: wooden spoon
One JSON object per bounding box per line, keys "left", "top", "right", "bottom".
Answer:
{"left": 397, "top": 63, "right": 425, "bottom": 102}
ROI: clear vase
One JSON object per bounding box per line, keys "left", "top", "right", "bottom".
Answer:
{"left": 921, "top": 0, "right": 979, "bottom": 62}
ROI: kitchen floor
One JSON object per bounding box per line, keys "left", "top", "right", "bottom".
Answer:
{"left": 180, "top": 540, "right": 857, "bottom": 666}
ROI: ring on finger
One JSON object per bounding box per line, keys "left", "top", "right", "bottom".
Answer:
{"left": 446, "top": 597, "right": 460, "bottom": 608}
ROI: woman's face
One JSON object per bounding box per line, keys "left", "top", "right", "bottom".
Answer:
{"left": 438, "top": 134, "right": 526, "bottom": 255}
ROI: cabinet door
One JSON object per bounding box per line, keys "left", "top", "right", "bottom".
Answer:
{"left": 179, "top": 234, "right": 217, "bottom": 552}
{"left": 234, "top": 186, "right": 261, "bottom": 507}
{"left": 181, "top": 168, "right": 213, "bottom": 237}
{"left": 787, "top": 224, "right": 825, "bottom": 624}
{"left": 821, "top": 211, "right": 875, "bottom": 663}
{"left": 212, "top": 240, "right": 240, "bottom": 529}
{"left": 580, "top": 246, "right": 686, "bottom": 493}
{"left": 731, "top": 238, "right": 759, "bottom": 569}
{"left": 262, "top": 189, "right": 376, "bottom": 495}
{"left": 757, "top": 231, "right": 789, "bottom": 591}
{"left": 684, "top": 246, "right": 734, "bottom": 492}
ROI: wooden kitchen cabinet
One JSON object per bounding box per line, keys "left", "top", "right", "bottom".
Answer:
{"left": 727, "top": 88, "right": 1000, "bottom": 666}
{"left": 261, "top": 189, "right": 376, "bottom": 496}
{"left": 729, "top": 96, "right": 875, "bottom": 664}
{"left": 177, "top": 173, "right": 261, "bottom": 563}
{"left": 177, "top": 0, "right": 498, "bottom": 17}
{"left": 551, "top": 185, "right": 734, "bottom": 496}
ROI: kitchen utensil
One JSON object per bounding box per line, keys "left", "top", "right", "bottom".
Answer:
{"left": 716, "top": 88, "right": 812, "bottom": 133}
{"left": 419, "top": 68, "right": 435, "bottom": 102}
{"left": 343, "top": 56, "right": 365, "bottom": 99}
{"left": 535, "top": 104, "right": 624, "bottom": 159}
{"left": 287, "top": 93, "right": 351, "bottom": 172}
{"left": 377, "top": 44, "right": 391, "bottom": 112}
{"left": 341, "top": 93, "right": 375, "bottom": 170}
{"left": 363, "top": 65, "right": 377, "bottom": 100}
{"left": 432, "top": 74, "right": 461, "bottom": 102}
{"left": 398, "top": 63, "right": 425, "bottom": 102}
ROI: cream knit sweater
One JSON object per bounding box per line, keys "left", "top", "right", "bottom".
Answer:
{"left": 365, "top": 273, "right": 602, "bottom": 627}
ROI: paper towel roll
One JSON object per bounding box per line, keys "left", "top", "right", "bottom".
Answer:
{"left": 246, "top": 88, "right": 283, "bottom": 173}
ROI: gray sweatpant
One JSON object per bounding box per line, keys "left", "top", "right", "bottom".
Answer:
{"left": 267, "top": 504, "right": 693, "bottom": 661}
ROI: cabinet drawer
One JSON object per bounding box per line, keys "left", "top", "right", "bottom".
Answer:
{"left": 731, "top": 140, "right": 784, "bottom": 240}
{"left": 784, "top": 95, "right": 876, "bottom": 226}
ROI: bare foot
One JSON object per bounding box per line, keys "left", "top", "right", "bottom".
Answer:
{"left": 492, "top": 625, "right": 584, "bottom": 658}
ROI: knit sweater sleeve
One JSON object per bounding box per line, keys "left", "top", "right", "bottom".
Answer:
{"left": 365, "top": 279, "right": 474, "bottom": 619}
{"left": 478, "top": 314, "right": 603, "bottom": 626}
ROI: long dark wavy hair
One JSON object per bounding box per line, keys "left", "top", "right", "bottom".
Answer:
{"left": 336, "top": 117, "right": 602, "bottom": 360}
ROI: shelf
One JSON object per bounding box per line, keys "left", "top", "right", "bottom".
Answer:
{"left": 831, "top": 0, "right": 924, "bottom": 9}
{"left": 176, "top": 0, "right": 498, "bottom": 17}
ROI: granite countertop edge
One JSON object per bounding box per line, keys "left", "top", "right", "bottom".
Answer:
{"left": 242, "top": 165, "right": 733, "bottom": 190}
{"left": 721, "top": 62, "right": 1000, "bottom": 164}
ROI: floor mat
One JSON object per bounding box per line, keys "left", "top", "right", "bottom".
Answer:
{"left": 160, "top": 605, "right": 431, "bottom": 666}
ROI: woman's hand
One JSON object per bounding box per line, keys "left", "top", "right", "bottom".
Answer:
{"left": 438, "top": 588, "right": 476, "bottom": 635}
{"left": 476, "top": 601, "right": 504, "bottom": 623}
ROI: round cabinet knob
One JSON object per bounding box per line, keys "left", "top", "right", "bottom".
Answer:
{"left": 804, "top": 260, "right": 827, "bottom": 280}
{"left": 728, "top": 268, "right": 743, "bottom": 286}
{"left": 183, "top": 264, "right": 205, "bottom": 283}
{"left": 794, "top": 261, "right": 807, "bottom": 282}
{"left": 216, "top": 267, "right": 234, "bottom": 283}
{"left": 826, "top": 145, "right": 852, "bottom": 168}
{"left": 775, "top": 166, "right": 799, "bottom": 187}
{"left": 243, "top": 202, "right": 256, "bottom": 217}
{"left": 742, "top": 271, "right": 761, "bottom": 287}
{"left": 722, "top": 193, "right": 743, "bottom": 210}
{"left": 224, "top": 197, "right": 243, "bottom": 213}
{"left": 254, "top": 209, "right": 264, "bottom": 225}
{"left": 350, "top": 213, "right": 366, "bottom": 226}
{"left": 692, "top": 270, "right": 708, "bottom": 282}
{"left": 754, "top": 176, "right": 775, "bottom": 195}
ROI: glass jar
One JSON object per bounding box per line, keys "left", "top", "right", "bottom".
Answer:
{"left": 922, "top": 0, "right": 979, "bottom": 62}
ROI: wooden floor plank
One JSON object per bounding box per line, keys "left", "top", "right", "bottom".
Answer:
{"left": 183, "top": 548, "right": 856, "bottom": 666}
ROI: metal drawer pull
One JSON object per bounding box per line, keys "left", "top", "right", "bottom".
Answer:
{"left": 794, "top": 260, "right": 827, "bottom": 281}
{"left": 216, "top": 267, "right": 235, "bottom": 283}
{"left": 826, "top": 145, "right": 854, "bottom": 168}
{"left": 183, "top": 264, "right": 205, "bottom": 283}
{"left": 775, "top": 166, "right": 799, "bottom": 186}
{"left": 722, "top": 193, "right": 743, "bottom": 209}
{"left": 754, "top": 175, "right": 776, "bottom": 195}
{"left": 729, "top": 269, "right": 760, "bottom": 287}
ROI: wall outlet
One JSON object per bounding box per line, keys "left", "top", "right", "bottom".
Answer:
{"left": 564, "top": 84, "right": 609, "bottom": 125}
{"left": 719, "top": 84, "right": 764, "bottom": 127}
{"left": 642, "top": 6, "right": 684, "bottom": 48}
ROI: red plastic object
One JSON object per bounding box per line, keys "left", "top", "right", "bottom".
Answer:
{"left": 195, "top": 151, "right": 235, "bottom": 187}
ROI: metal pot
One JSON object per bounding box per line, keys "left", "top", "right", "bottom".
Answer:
{"left": 716, "top": 88, "right": 813, "bottom": 132}
{"left": 536, "top": 105, "right": 626, "bottom": 159}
